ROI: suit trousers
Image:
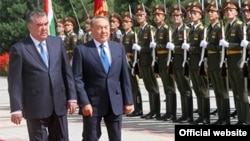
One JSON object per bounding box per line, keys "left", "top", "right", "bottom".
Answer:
{"left": 82, "top": 109, "right": 122, "bottom": 141}
{"left": 26, "top": 112, "right": 69, "bottom": 141}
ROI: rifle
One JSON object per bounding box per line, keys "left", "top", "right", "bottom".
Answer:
{"left": 166, "top": 0, "right": 172, "bottom": 67}
{"left": 131, "top": 31, "right": 139, "bottom": 76}
{"left": 239, "top": 0, "right": 248, "bottom": 77}
{"left": 182, "top": 27, "right": 189, "bottom": 76}
{"left": 219, "top": 20, "right": 227, "bottom": 76}
{"left": 69, "top": 0, "right": 81, "bottom": 30}
{"left": 79, "top": 0, "right": 89, "bottom": 17}
{"left": 198, "top": 0, "right": 207, "bottom": 75}
{"left": 130, "top": 5, "right": 139, "bottom": 76}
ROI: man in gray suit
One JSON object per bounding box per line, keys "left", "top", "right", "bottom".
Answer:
{"left": 8, "top": 10, "right": 77, "bottom": 141}
{"left": 72, "top": 15, "right": 133, "bottom": 141}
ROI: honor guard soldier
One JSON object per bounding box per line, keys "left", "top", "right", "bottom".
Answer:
{"left": 182, "top": 2, "right": 210, "bottom": 125}
{"left": 133, "top": 4, "right": 160, "bottom": 119}
{"left": 241, "top": 0, "right": 250, "bottom": 110}
{"left": 168, "top": 4, "right": 193, "bottom": 123}
{"left": 200, "top": 1, "right": 230, "bottom": 125}
{"left": 185, "top": 2, "right": 194, "bottom": 28}
{"left": 152, "top": 4, "right": 177, "bottom": 121}
{"left": 79, "top": 15, "right": 93, "bottom": 44}
{"left": 121, "top": 12, "right": 143, "bottom": 117}
{"left": 64, "top": 17, "right": 77, "bottom": 63}
{"left": 220, "top": 0, "right": 249, "bottom": 125}
{"left": 109, "top": 12, "right": 122, "bottom": 43}
{"left": 56, "top": 18, "right": 66, "bottom": 41}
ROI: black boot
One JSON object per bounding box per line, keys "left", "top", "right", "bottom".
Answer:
{"left": 179, "top": 96, "right": 193, "bottom": 123}
{"left": 141, "top": 93, "right": 154, "bottom": 118}
{"left": 235, "top": 102, "right": 250, "bottom": 125}
{"left": 198, "top": 98, "right": 210, "bottom": 125}
{"left": 194, "top": 97, "right": 202, "bottom": 124}
{"left": 164, "top": 93, "right": 176, "bottom": 121}
{"left": 176, "top": 96, "right": 186, "bottom": 122}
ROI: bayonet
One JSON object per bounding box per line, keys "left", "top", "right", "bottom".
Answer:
{"left": 80, "top": 0, "right": 89, "bottom": 17}
{"left": 69, "top": 0, "right": 81, "bottom": 30}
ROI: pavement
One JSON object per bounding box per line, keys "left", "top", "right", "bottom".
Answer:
{"left": 0, "top": 76, "right": 238, "bottom": 141}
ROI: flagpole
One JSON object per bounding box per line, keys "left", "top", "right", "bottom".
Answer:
{"left": 37, "top": 0, "right": 40, "bottom": 10}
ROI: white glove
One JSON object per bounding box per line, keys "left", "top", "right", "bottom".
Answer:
{"left": 166, "top": 42, "right": 175, "bottom": 50}
{"left": 150, "top": 41, "right": 157, "bottom": 48}
{"left": 181, "top": 43, "right": 190, "bottom": 51}
{"left": 200, "top": 40, "right": 208, "bottom": 48}
{"left": 78, "top": 29, "right": 84, "bottom": 39}
{"left": 132, "top": 43, "right": 141, "bottom": 51}
{"left": 219, "top": 39, "right": 229, "bottom": 48}
{"left": 241, "top": 40, "right": 249, "bottom": 48}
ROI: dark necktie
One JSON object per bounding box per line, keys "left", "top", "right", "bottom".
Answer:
{"left": 100, "top": 44, "right": 109, "bottom": 74}
{"left": 38, "top": 42, "right": 49, "bottom": 67}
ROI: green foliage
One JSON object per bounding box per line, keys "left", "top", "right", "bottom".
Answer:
{"left": 0, "top": 0, "right": 193, "bottom": 54}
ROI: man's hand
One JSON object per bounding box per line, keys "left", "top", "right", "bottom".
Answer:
{"left": 200, "top": 40, "right": 208, "bottom": 48}
{"left": 132, "top": 43, "right": 141, "bottom": 51}
{"left": 124, "top": 104, "right": 133, "bottom": 115}
{"left": 219, "top": 39, "right": 229, "bottom": 48}
{"left": 149, "top": 41, "right": 157, "bottom": 48}
{"left": 67, "top": 102, "right": 77, "bottom": 115}
{"left": 181, "top": 43, "right": 190, "bottom": 51}
{"left": 82, "top": 104, "right": 93, "bottom": 117}
{"left": 11, "top": 113, "right": 23, "bottom": 125}
{"left": 166, "top": 42, "right": 175, "bottom": 50}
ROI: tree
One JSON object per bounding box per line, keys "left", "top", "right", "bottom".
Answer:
{"left": 0, "top": 0, "right": 191, "bottom": 54}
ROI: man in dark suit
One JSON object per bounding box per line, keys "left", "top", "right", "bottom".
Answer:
{"left": 72, "top": 15, "right": 133, "bottom": 141}
{"left": 8, "top": 10, "right": 77, "bottom": 141}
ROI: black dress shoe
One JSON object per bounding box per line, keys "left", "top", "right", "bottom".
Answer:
{"left": 156, "top": 114, "right": 167, "bottom": 120}
{"left": 235, "top": 121, "right": 248, "bottom": 125}
{"left": 127, "top": 110, "right": 143, "bottom": 117}
{"left": 141, "top": 112, "right": 153, "bottom": 118}
{"left": 194, "top": 116, "right": 203, "bottom": 124}
{"left": 193, "top": 109, "right": 198, "bottom": 113}
{"left": 230, "top": 110, "right": 237, "bottom": 118}
{"left": 212, "top": 119, "right": 230, "bottom": 125}
{"left": 177, "top": 116, "right": 193, "bottom": 123}
{"left": 144, "top": 113, "right": 156, "bottom": 119}
{"left": 210, "top": 109, "right": 217, "bottom": 115}
{"left": 196, "top": 118, "right": 210, "bottom": 125}
{"left": 165, "top": 115, "right": 176, "bottom": 121}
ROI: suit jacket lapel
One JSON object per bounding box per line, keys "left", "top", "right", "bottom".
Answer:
{"left": 25, "top": 37, "right": 47, "bottom": 68}
{"left": 88, "top": 41, "right": 106, "bottom": 73}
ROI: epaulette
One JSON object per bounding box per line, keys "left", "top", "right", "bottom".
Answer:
{"left": 236, "top": 20, "right": 243, "bottom": 25}
{"left": 70, "top": 32, "right": 77, "bottom": 36}
{"left": 184, "top": 24, "right": 190, "bottom": 30}
{"left": 217, "top": 22, "right": 221, "bottom": 28}
{"left": 131, "top": 30, "right": 135, "bottom": 34}
{"left": 163, "top": 24, "right": 168, "bottom": 29}
{"left": 199, "top": 24, "right": 204, "bottom": 30}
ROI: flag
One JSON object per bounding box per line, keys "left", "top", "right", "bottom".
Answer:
{"left": 44, "top": 0, "right": 56, "bottom": 36}
{"left": 94, "top": 0, "right": 108, "bottom": 16}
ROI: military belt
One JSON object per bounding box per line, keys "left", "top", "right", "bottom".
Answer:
{"left": 126, "top": 52, "right": 133, "bottom": 57}
{"left": 66, "top": 50, "right": 73, "bottom": 53}
{"left": 227, "top": 50, "right": 242, "bottom": 55}
{"left": 208, "top": 50, "right": 219, "bottom": 54}
{"left": 156, "top": 50, "right": 168, "bottom": 54}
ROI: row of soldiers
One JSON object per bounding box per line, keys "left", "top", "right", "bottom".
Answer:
{"left": 56, "top": 0, "right": 250, "bottom": 125}
{"left": 120, "top": 0, "right": 250, "bottom": 125}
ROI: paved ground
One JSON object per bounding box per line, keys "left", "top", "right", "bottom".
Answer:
{"left": 0, "top": 76, "right": 238, "bottom": 141}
